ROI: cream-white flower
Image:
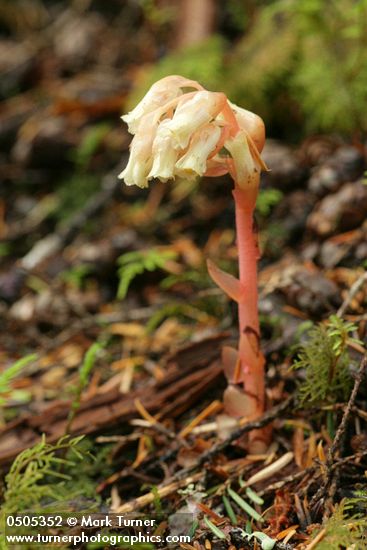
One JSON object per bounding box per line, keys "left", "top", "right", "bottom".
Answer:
{"left": 175, "top": 123, "right": 221, "bottom": 178}
{"left": 118, "top": 113, "right": 158, "bottom": 187}
{"left": 119, "top": 75, "right": 267, "bottom": 190}
{"left": 122, "top": 75, "right": 202, "bottom": 134}
{"left": 229, "top": 101, "right": 265, "bottom": 153}
{"left": 118, "top": 143, "right": 151, "bottom": 188}
{"left": 164, "top": 91, "right": 226, "bottom": 150}
{"left": 224, "top": 130, "right": 259, "bottom": 189}
{"left": 148, "top": 120, "right": 178, "bottom": 182}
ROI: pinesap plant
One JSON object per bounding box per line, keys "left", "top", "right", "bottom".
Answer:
{"left": 119, "top": 75, "right": 268, "bottom": 450}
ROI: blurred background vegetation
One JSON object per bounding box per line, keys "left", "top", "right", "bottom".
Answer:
{"left": 1, "top": 0, "right": 366, "bottom": 291}
{"left": 129, "top": 0, "right": 367, "bottom": 139}
{"left": 2, "top": 0, "right": 367, "bottom": 142}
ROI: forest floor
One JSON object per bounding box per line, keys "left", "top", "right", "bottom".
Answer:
{"left": 1, "top": 3, "right": 367, "bottom": 549}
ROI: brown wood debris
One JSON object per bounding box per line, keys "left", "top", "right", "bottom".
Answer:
{"left": 0, "top": 334, "right": 228, "bottom": 465}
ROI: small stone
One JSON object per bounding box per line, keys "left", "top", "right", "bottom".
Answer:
{"left": 308, "top": 146, "right": 365, "bottom": 196}
{"left": 261, "top": 140, "right": 306, "bottom": 190}
{"left": 308, "top": 181, "right": 367, "bottom": 237}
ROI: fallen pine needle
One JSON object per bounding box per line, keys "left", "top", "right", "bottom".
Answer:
{"left": 179, "top": 400, "right": 223, "bottom": 438}
{"left": 305, "top": 432, "right": 317, "bottom": 468}
{"left": 244, "top": 452, "right": 294, "bottom": 487}
{"left": 134, "top": 397, "right": 157, "bottom": 424}
{"left": 119, "top": 363, "right": 135, "bottom": 394}
{"left": 304, "top": 528, "right": 326, "bottom": 550}
{"left": 283, "top": 528, "right": 297, "bottom": 545}
{"left": 191, "top": 421, "right": 218, "bottom": 434}
{"left": 191, "top": 417, "right": 238, "bottom": 435}
{"left": 132, "top": 435, "right": 149, "bottom": 468}
{"left": 317, "top": 440, "right": 326, "bottom": 464}
{"left": 113, "top": 472, "right": 202, "bottom": 513}
{"left": 196, "top": 502, "right": 223, "bottom": 523}
{"left": 276, "top": 525, "right": 299, "bottom": 540}
{"left": 283, "top": 529, "right": 297, "bottom": 544}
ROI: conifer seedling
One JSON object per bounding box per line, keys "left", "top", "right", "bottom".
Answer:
{"left": 119, "top": 75, "right": 268, "bottom": 450}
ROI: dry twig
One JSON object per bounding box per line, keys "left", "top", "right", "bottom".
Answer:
{"left": 310, "top": 354, "right": 367, "bottom": 510}
{"left": 173, "top": 396, "right": 293, "bottom": 481}
{"left": 109, "top": 398, "right": 294, "bottom": 516}
{"left": 113, "top": 473, "right": 202, "bottom": 513}
{"left": 337, "top": 271, "right": 367, "bottom": 317}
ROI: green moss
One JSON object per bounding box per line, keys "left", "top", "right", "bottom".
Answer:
{"left": 292, "top": 315, "right": 363, "bottom": 407}
{"left": 311, "top": 496, "right": 367, "bottom": 549}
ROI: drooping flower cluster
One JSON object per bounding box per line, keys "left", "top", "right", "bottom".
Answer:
{"left": 119, "top": 75, "right": 266, "bottom": 189}
{"left": 120, "top": 76, "right": 270, "bottom": 447}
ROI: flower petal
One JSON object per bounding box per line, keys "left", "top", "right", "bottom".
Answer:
{"left": 224, "top": 130, "right": 259, "bottom": 189}
{"left": 204, "top": 156, "right": 229, "bottom": 177}
{"left": 229, "top": 101, "right": 266, "bottom": 153}
{"left": 118, "top": 113, "right": 158, "bottom": 187}
{"left": 175, "top": 123, "right": 221, "bottom": 178}
{"left": 122, "top": 76, "right": 203, "bottom": 134}
{"left": 148, "top": 120, "right": 178, "bottom": 182}
{"left": 165, "top": 91, "right": 227, "bottom": 150}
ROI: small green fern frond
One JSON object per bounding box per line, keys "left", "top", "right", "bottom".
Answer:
{"left": 292, "top": 316, "right": 362, "bottom": 407}
{"left": 312, "top": 496, "right": 367, "bottom": 550}
{"left": 65, "top": 342, "right": 103, "bottom": 435}
{"left": 327, "top": 314, "right": 363, "bottom": 356}
{"left": 0, "top": 435, "right": 107, "bottom": 550}
{"left": 146, "top": 301, "right": 212, "bottom": 333}
{"left": 0, "top": 354, "right": 37, "bottom": 406}
{"left": 116, "top": 248, "right": 178, "bottom": 299}
{"left": 2, "top": 435, "right": 85, "bottom": 515}
{"left": 160, "top": 268, "right": 211, "bottom": 290}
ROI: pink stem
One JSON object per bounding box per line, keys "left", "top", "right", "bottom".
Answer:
{"left": 233, "top": 182, "right": 265, "bottom": 419}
